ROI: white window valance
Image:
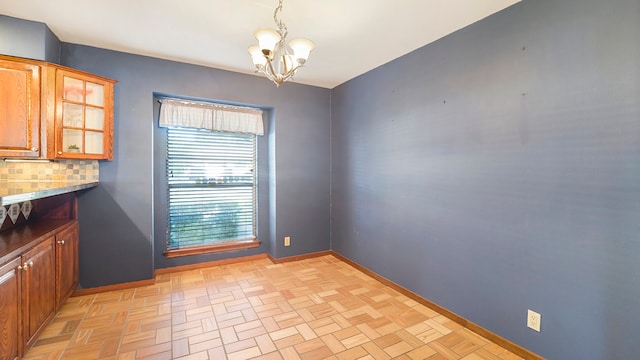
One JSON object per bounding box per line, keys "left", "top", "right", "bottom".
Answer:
{"left": 159, "top": 98, "right": 264, "bottom": 136}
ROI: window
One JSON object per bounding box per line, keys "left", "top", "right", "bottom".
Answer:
{"left": 167, "top": 128, "right": 256, "bottom": 250}
{"left": 165, "top": 127, "right": 258, "bottom": 255}
{"left": 158, "top": 98, "right": 263, "bottom": 257}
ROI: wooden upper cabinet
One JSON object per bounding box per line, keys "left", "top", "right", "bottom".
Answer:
{"left": 51, "top": 69, "right": 115, "bottom": 160}
{"left": 0, "top": 59, "right": 41, "bottom": 158}
{"left": 0, "top": 55, "right": 116, "bottom": 160}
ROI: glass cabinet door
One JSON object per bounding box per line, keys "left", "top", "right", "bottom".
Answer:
{"left": 56, "top": 69, "right": 114, "bottom": 160}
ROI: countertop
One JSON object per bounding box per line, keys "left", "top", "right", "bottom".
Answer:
{"left": 0, "top": 180, "right": 99, "bottom": 206}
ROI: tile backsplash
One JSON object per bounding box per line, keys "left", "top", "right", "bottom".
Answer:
{"left": 0, "top": 160, "right": 99, "bottom": 182}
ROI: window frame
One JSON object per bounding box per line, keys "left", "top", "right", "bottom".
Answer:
{"left": 163, "top": 127, "right": 261, "bottom": 258}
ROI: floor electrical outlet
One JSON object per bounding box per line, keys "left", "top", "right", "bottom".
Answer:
{"left": 527, "top": 309, "right": 541, "bottom": 332}
{"left": 284, "top": 236, "right": 291, "bottom": 247}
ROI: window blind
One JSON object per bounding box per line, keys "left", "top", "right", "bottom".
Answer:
{"left": 167, "top": 127, "right": 256, "bottom": 249}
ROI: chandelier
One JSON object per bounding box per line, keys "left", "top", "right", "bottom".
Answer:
{"left": 248, "top": 0, "right": 315, "bottom": 87}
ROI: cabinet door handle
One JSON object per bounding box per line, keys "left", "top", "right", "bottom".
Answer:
{"left": 28, "top": 261, "right": 33, "bottom": 268}
{"left": 58, "top": 151, "right": 63, "bottom": 155}
{"left": 58, "top": 240, "right": 65, "bottom": 245}
{"left": 17, "top": 265, "right": 23, "bottom": 271}
{"left": 31, "top": 147, "right": 39, "bottom": 152}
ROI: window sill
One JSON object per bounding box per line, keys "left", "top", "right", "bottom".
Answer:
{"left": 163, "top": 239, "right": 261, "bottom": 258}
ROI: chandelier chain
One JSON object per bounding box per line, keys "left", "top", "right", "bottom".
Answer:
{"left": 273, "top": 0, "right": 287, "bottom": 37}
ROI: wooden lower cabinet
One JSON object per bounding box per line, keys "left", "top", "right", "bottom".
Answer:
{"left": 55, "top": 223, "right": 79, "bottom": 306}
{"left": 0, "top": 257, "right": 22, "bottom": 360}
{"left": 22, "top": 237, "right": 56, "bottom": 349}
{"left": 0, "top": 220, "right": 79, "bottom": 359}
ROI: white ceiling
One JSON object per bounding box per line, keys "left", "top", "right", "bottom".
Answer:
{"left": 0, "top": 0, "right": 520, "bottom": 89}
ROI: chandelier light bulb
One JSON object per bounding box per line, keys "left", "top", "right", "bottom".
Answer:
{"left": 248, "top": 45, "right": 267, "bottom": 67}
{"left": 288, "top": 38, "right": 315, "bottom": 64}
{"left": 254, "top": 28, "right": 281, "bottom": 56}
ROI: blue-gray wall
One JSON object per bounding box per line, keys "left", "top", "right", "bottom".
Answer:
{"left": 331, "top": 0, "right": 639, "bottom": 359}
{"left": 61, "top": 45, "right": 331, "bottom": 285}
{"left": 0, "top": 14, "right": 60, "bottom": 63}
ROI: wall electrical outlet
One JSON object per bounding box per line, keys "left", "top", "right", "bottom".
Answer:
{"left": 284, "top": 236, "right": 291, "bottom": 247}
{"left": 527, "top": 309, "right": 541, "bottom": 332}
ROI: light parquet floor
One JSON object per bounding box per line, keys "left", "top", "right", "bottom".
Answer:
{"left": 24, "top": 255, "right": 524, "bottom": 360}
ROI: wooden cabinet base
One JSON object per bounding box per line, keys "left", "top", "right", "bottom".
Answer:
{"left": 23, "top": 238, "right": 56, "bottom": 349}
{"left": 0, "top": 194, "right": 80, "bottom": 359}
{"left": 55, "top": 223, "right": 79, "bottom": 307}
{"left": 0, "top": 257, "right": 22, "bottom": 360}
